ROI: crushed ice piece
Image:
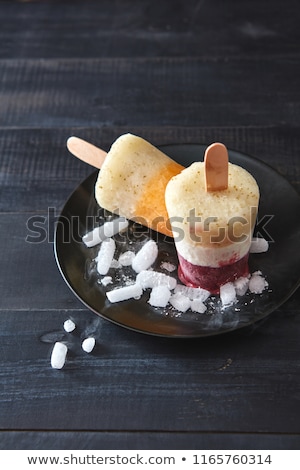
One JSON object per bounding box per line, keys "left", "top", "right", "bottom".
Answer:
{"left": 136, "top": 270, "right": 177, "bottom": 290}
{"left": 148, "top": 285, "right": 171, "bottom": 308}
{"left": 106, "top": 283, "right": 143, "bottom": 303}
{"left": 132, "top": 239, "right": 158, "bottom": 273}
{"left": 97, "top": 238, "right": 116, "bottom": 275}
{"left": 169, "top": 292, "right": 191, "bottom": 312}
{"left": 101, "top": 276, "right": 113, "bottom": 286}
{"left": 220, "top": 282, "right": 237, "bottom": 308}
{"left": 160, "top": 261, "right": 177, "bottom": 273}
{"left": 51, "top": 342, "right": 68, "bottom": 369}
{"left": 63, "top": 319, "right": 76, "bottom": 333}
{"left": 118, "top": 251, "right": 135, "bottom": 266}
{"left": 248, "top": 272, "right": 268, "bottom": 294}
{"left": 82, "top": 217, "right": 129, "bottom": 247}
{"left": 234, "top": 276, "right": 250, "bottom": 296}
{"left": 110, "top": 258, "right": 121, "bottom": 269}
{"left": 82, "top": 337, "right": 96, "bottom": 353}
{"left": 174, "top": 284, "right": 210, "bottom": 302}
{"left": 250, "top": 237, "right": 269, "bottom": 253}
{"left": 191, "top": 298, "right": 207, "bottom": 314}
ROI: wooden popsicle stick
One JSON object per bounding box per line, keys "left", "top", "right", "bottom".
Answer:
{"left": 204, "top": 142, "right": 228, "bottom": 191}
{"left": 67, "top": 136, "right": 107, "bottom": 169}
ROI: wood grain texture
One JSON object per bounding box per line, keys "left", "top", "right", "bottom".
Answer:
{"left": 0, "top": 296, "right": 300, "bottom": 433}
{"left": 0, "top": 57, "right": 299, "bottom": 128}
{"left": 1, "top": 431, "right": 299, "bottom": 451}
{"left": 0, "top": 0, "right": 299, "bottom": 59}
{"left": 0, "top": 0, "right": 299, "bottom": 450}
{"left": 0, "top": 212, "right": 84, "bottom": 310}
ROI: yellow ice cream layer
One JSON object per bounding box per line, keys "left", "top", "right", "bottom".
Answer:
{"left": 134, "top": 160, "right": 184, "bottom": 236}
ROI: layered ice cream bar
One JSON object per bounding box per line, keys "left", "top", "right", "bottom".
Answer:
{"left": 165, "top": 144, "right": 259, "bottom": 293}
{"left": 95, "top": 134, "right": 184, "bottom": 237}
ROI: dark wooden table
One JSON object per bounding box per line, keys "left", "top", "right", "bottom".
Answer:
{"left": 1, "top": 0, "right": 299, "bottom": 450}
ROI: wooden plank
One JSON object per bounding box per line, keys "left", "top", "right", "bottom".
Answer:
{"left": 0, "top": 126, "right": 299, "bottom": 214}
{"left": 0, "top": 0, "right": 299, "bottom": 449}
{"left": 0, "top": 58, "right": 299, "bottom": 128}
{"left": 0, "top": 0, "right": 299, "bottom": 59}
{"left": 0, "top": 301, "right": 300, "bottom": 433}
{"left": 0, "top": 212, "right": 84, "bottom": 310}
{"left": 1, "top": 430, "right": 299, "bottom": 450}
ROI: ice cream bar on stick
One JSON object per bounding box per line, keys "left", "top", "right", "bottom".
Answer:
{"left": 165, "top": 143, "right": 260, "bottom": 293}
{"left": 94, "top": 133, "right": 184, "bottom": 237}
{"left": 67, "top": 134, "right": 184, "bottom": 236}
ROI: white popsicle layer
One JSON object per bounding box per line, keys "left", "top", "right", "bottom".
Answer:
{"left": 174, "top": 236, "right": 251, "bottom": 268}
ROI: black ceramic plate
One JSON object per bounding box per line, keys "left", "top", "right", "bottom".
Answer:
{"left": 54, "top": 144, "right": 300, "bottom": 337}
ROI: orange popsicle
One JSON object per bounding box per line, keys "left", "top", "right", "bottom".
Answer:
{"left": 95, "top": 134, "right": 184, "bottom": 237}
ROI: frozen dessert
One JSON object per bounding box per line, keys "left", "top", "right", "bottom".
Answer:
{"left": 165, "top": 143, "right": 259, "bottom": 293}
{"left": 95, "top": 133, "right": 184, "bottom": 237}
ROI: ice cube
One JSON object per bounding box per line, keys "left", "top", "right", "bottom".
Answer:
{"left": 51, "top": 342, "right": 68, "bottom": 370}
{"left": 169, "top": 292, "right": 191, "bottom": 312}
{"left": 136, "top": 270, "right": 177, "bottom": 290}
{"left": 174, "top": 284, "right": 210, "bottom": 301}
{"left": 248, "top": 272, "right": 268, "bottom": 294}
{"left": 132, "top": 240, "right": 158, "bottom": 273}
{"left": 101, "top": 276, "right": 113, "bottom": 286}
{"left": 220, "top": 282, "right": 237, "bottom": 307}
{"left": 97, "top": 238, "right": 116, "bottom": 275}
{"left": 148, "top": 285, "right": 171, "bottom": 308}
{"left": 82, "top": 217, "right": 128, "bottom": 247}
{"left": 191, "top": 298, "right": 207, "bottom": 314}
{"left": 106, "top": 283, "right": 143, "bottom": 303}
{"left": 234, "top": 276, "right": 250, "bottom": 296}
{"left": 118, "top": 251, "right": 135, "bottom": 266}
{"left": 82, "top": 337, "right": 96, "bottom": 353}
{"left": 250, "top": 237, "right": 269, "bottom": 253}
{"left": 160, "top": 261, "right": 177, "bottom": 272}
{"left": 63, "top": 319, "right": 76, "bottom": 333}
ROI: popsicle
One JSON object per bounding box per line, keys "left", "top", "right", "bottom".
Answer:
{"left": 165, "top": 143, "right": 260, "bottom": 293}
{"left": 94, "top": 133, "right": 184, "bottom": 237}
